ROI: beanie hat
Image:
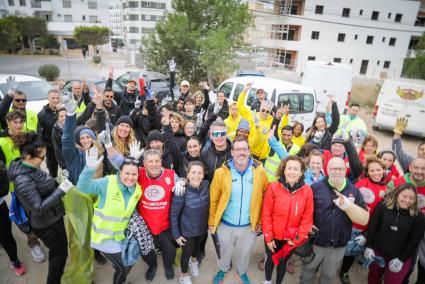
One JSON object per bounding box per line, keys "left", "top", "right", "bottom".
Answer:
{"left": 237, "top": 119, "right": 250, "bottom": 132}
{"left": 116, "top": 116, "right": 133, "bottom": 128}
{"left": 74, "top": 125, "right": 96, "bottom": 146}
{"left": 331, "top": 137, "right": 345, "bottom": 145}
{"left": 147, "top": 130, "right": 164, "bottom": 144}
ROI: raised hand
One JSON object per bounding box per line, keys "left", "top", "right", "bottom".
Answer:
{"left": 129, "top": 140, "right": 144, "bottom": 160}
{"left": 6, "top": 75, "right": 18, "bottom": 94}
{"left": 393, "top": 117, "right": 408, "bottom": 136}
{"left": 61, "top": 91, "right": 78, "bottom": 115}
{"left": 108, "top": 66, "right": 114, "bottom": 79}
{"left": 99, "top": 123, "right": 112, "bottom": 148}
{"left": 168, "top": 58, "right": 176, "bottom": 72}
{"left": 85, "top": 147, "right": 104, "bottom": 169}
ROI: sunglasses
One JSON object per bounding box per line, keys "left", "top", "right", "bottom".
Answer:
{"left": 212, "top": 130, "right": 226, "bottom": 138}
{"left": 261, "top": 109, "right": 270, "bottom": 114}
{"left": 14, "top": 99, "right": 27, "bottom": 103}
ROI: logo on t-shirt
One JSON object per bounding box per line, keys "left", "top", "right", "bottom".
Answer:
{"left": 358, "top": 187, "right": 375, "bottom": 204}
{"left": 144, "top": 185, "right": 165, "bottom": 202}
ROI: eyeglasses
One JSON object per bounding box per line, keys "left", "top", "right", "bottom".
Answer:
{"left": 261, "top": 109, "right": 270, "bottom": 114}
{"left": 232, "top": 147, "right": 249, "bottom": 152}
{"left": 328, "top": 167, "right": 346, "bottom": 172}
{"left": 104, "top": 95, "right": 114, "bottom": 99}
{"left": 14, "top": 99, "right": 27, "bottom": 103}
{"left": 212, "top": 130, "right": 226, "bottom": 138}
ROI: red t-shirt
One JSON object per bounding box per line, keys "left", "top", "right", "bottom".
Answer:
{"left": 138, "top": 167, "right": 175, "bottom": 235}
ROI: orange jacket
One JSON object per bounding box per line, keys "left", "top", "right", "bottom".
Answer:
{"left": 261, "top": 181, "right": 314, "bottom": 244}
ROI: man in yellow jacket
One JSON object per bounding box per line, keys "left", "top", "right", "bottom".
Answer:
{"left": 209, "top": 137, "right": 269, "bottom": 284}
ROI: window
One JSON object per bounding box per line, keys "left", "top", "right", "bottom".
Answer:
{"left": 63, "top": 0, "right": 71, "bottom": 8}
{"left": 342, "top": 8, "right": 350, "bottom": 17}
{"left": 383, "top": 61, "right": 390, "bottom": 68}
{"left": 360, "top": 60, "right": 369, "bottom": 75}
{"left": 278, "top": 93, "right": 314, "bottom": 113}
{"left": 129, "top": 39, "right": 138, "bottom": 44}
{"left": 337, "top": 33, "right": 346, "bottom": 42}
{"left": 366, "top": 36, "right": 374, "bottom": 44}
{"left": 377, "top": 60, "right": 380, "bottom": 65}
{"left": 141, "top": 1, "right": 166, "bottom": 9}
{"left": 88, "top": 1, "right": 97, "bottom": 9}
{"left": 387, "top": 12, "right": 391, "bottom": 19}
{"left": 349, "top": 58, "right": 353, "bottom": 64}
{"left": 8, "top": 0, "right": 14, "bottom": 6}
{"left": 82, "top": 15, "right": 85, "bottom": 20}
{"left": 382, "top": 37, "right": 386, "bottom": 42}
{"left": 307, "top": 56, "right": 316, "bottom": 61}
{"left": 371, "top": 11, "right": 379, "bottom": 20}
{"left": 311, "top": 31, "right": 319, "bottom": 40}
{"left": 389, "top": 37, "right": 396, "bottom": 46}
{"left": 128, "top": 27, "right": 139, "bottom": 33}
{"left": 395, "top": 13, "right": 402, "bottom": 22}
{"left": 89, "top": 15, "right": 98, "bottom": 23}
{"left": 19, "top": 0, "right": 26, "bottom": 6}
{"left": 64, "top": 14, "right": 73, "bottom": 22}
{"left": 128, "top": 1, "right": 138, "bottom": 8}
{"left": 315, "top": 5, "right": 323, "bottom": 14}
{"left": 232, "top": 84, "right": 244, "bottom": 101}
{"left": 128, "top": 14, "right": 139, "bottom": 21}
{"left": 218, "top": 82, "right": 234, "bottom": 98}
{"left": 334, "top": 58, "right": 342, "bottom": 63}
{"left": 359, "top": 9, "right": 363, "bottom": 15}
{"left": 31, "top": 0, "right": 41, "bottom": 8}
{"left": 141, "top": 27, "right": 155, "bottom": 34}
{"left": 354, "top": 34, "right": 358, "bottom": 40}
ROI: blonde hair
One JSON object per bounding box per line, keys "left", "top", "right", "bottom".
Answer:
{"left": 193, "top": 91, "right": 204, "bottom": 105}
{"left": 384, "top": 183, "right": 419, "bottom": 217}
{"left": 112, "top": 127, "right": 136, "bottom": 156}
{"left": 170, "top": 112, "right": 185, "bottom": 131}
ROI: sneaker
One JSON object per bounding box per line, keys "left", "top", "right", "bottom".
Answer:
{"left": 30, "top": 245, "right": 45, "bottom": 263}
{"left": 189, "top": 259, "right": 199, "bottom": 277}
{"left": 339, "top": 271, "right": 351, "bottom": 284}
{"left": 94, "top": 250, "right": 107, "bottom": 265}
{"left": 165, "top": 267, "right": 175, "bottom": 280}
{"left": 262, "top": 281, "right": 272, "bottom": 284}
{"left": 145, "top": 265, "right": 157, "bottom": 281}
{"left": 180, "top": 275, "right": 192, "bottom": 284}
{"left": 237, "top": 272, "right": 251, "bottom": 284}
{"left": 212, "top": 270, "right": 228, "bottom": 284}
{"left": 10, "top": 260, "right": 26, "bottom": 276}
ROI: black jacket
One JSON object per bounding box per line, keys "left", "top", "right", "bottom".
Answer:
{"left": 206, "top": 99, "right": 229, "bottom": 121}
{"left": 37, "top": 105, "right": 58, "bottom": 147}
{"left": 104, "top": 102, "right": 122, "bottom": 125}
{"left": 200, "top": 139, "right": 232, "bottom": 182}
{"left": 130, "top": 99, "right": 159, "bottom": 147}
{"left": 106, "top": 78, "right": 138, "bottom": 116}
{"left": 51, "top": 122, "right": 67, "bottom": 169}
{"left": 311, "top": 178, "right": 366, "bottom": 248}
{"left": 170, "top": 180, "right": 210, "bottom": 239}
{"left": 0, "top": 163, "right": 8, "bottom": 198}
{"left": 8, "top": 160, "right": 65, "bottom": 229}
{"left": 307, "top": 102, "right": 340, "bottom": 151}
{"left": 366, "top": 202, "right": 425, "bottom": 261}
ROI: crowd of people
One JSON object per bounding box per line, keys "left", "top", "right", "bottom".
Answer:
{"left": 0, "top": 61, "right": 425, "bottom": 284}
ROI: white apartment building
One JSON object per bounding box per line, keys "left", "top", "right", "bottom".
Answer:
{"left": 122, "top": 0, "right": 171, "bottom": 47}
{"left": 247, "top": 0, "right": 425, "bottom": 78}
{"left": 109, "top": 1, "right": 124, "bottom": 41}
{"left": 0, "top": 0, "right": 109, "bottom": 51}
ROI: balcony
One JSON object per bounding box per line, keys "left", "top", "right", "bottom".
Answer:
{"left": 275, "top": 0, "right": 304, "bottom": 16}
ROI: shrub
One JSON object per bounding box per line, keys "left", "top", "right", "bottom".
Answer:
{"left": 92, "top": 55, "right": 101, "bottom": 64}
{"left": 38, "top": 64, "right": 60, "bottom": 81}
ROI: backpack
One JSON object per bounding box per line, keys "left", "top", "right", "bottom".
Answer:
{"left": 9, "top": 191, "right": 31, "bottom": 234}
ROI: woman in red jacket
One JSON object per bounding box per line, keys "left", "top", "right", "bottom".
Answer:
{"left": 261, "top": 156, "right": 314, "bottom": 284}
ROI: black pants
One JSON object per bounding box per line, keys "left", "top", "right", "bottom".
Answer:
{"left": 417, "top": 260, "right": 425, "bottom": 284}
{"left": 103, "top": 252, "right": 132, "bottom": 284}
{"left": 340, "top": 255, "right": 355, "bottom": 274}
{"left": 46, "top": 146, "right": 58, "bottom": 178}
{"left": 264, "top": 240, "right": 289, "bottom": 284}
{"left": 33, "top": 219, "right": 68, "bottom": 284}
{"left": 148, "top": 229, "right": 176, "bottom": 269}
{"left": 181, "top": 233, "right": 207, "bottom": 273}
{"left": 0, "top": 201, "right": 18, "bottom": 262}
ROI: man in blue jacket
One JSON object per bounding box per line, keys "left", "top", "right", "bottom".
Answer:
{"left": 300, "top": 157, "right": 367, "bottom": 284}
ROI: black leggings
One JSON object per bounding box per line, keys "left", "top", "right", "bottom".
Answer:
{"left": 181, "top": 233, "right": 207, "bottom": 273}
{"left": 340, "top": 255, "right": 355, "bottom": 274}
{"left": 33, "top": 219, "right": 68, "bottom": 284}
{"left": 264, "top": 239, "right": 289, "bottom": 284}
{"left": 148, "top": 229, "right": 177, "bottom": 269}
{"left": 103, "top": 252, "right": 132, "bottom": 284}
{"left": 0, "top": 201, "right": 18, "bottom": 262}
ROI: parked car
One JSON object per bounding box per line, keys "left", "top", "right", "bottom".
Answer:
{"left": 0, "top": 74, "right": 51, "bottom": 113}
{"left": 63, "top": 79, "right": 125, "bottom": 99}
{"left": 236, "top": 70, "right": 265, "bottom": 77}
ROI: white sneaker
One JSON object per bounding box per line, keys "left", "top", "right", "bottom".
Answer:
{"left": 180, "top": 275, "right": 192, "bottom": 284}
{"left": 263, "top": 281, "right": 272, "bottom": 284}
{"left": 30, "top": 245, "right": 45, "bottom": 263}
{"left": 189, "top": 259, "right": 199, "bottom": 277}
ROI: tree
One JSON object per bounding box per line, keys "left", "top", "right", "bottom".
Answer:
{"left": 74, "top": 26, "right": 110, "bottom": 54}
{"left": 0, "top": 17, "right": 20, "bottom": 52}
{"left": 13, "top": 16, "right": 48, "bottom": 54}
{"left": 403, "top": 32, "right": 425, "bottom": 80}
{"left": 141, "top": 0, "right": 253, "bottom": 84}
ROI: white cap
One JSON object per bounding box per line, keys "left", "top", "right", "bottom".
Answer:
{"left": 180, "top": 80, "right": 190, "bottom": 87}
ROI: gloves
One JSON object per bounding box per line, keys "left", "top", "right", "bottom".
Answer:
{"left": 354, "top": 234, "right": 366, "bottom": 246}
{"left": 99, "top": 124, "right": 112, "bottom": 148}
{"left": 173, "top": 179, "right": 186, "bottom": 196}
{"left": 6, "top": 75, "right": 18, "bottom": 94}
{"left": 134, "top": 97, "right": 142, "bottom": 109}
{"left": 85, "top": 147, "right": 104, "bottom": 169}
{"left": 61, "top": 92, "right": 78, "bottom": 115}
{"left": 313, "top": 131, "right": 324, "bottom": 143}
{"left": 393, "top": 117, "right": 408, "bottom": 136}
{"left": 56, "top": 169, "right": 69, "bottom": 184}
{"left": 333, "top": 193, "right": 351, "bottom": 210}
{"left": 196, "top": 110, "right": 205, "bottom": 128}
{"left": 389, "top": 258, "right": 403, "bottom": 273}
{"left": 59, "top": 179, "right": 73, "bottom": 193}
{"left": 213, "top": 102, "right": 221, "bottom": 114}
{"left": 146, "top": 88, "right": 154, "bottom": 100}
{"left": 169, "top": 59, "right": 176, "bottom": 72}
{"left": 364, "top": 248, "right": 375, "bottom": 261}
{"left": 129, "top": 141, "right": 144, "bottom": 160}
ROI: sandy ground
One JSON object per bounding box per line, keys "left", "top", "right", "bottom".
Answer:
{"left": 0, "top": 109, "right": 422, "bottom": 284}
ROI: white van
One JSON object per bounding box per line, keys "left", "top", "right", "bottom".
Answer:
{"left": 217, "top": 76, "right": 317, "bottom": 128}
{"left": 372, "top": 79, "right": 425, "bottom": 138}
{"left": 301, "top": 61, "right": 352, "bottom": 114}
